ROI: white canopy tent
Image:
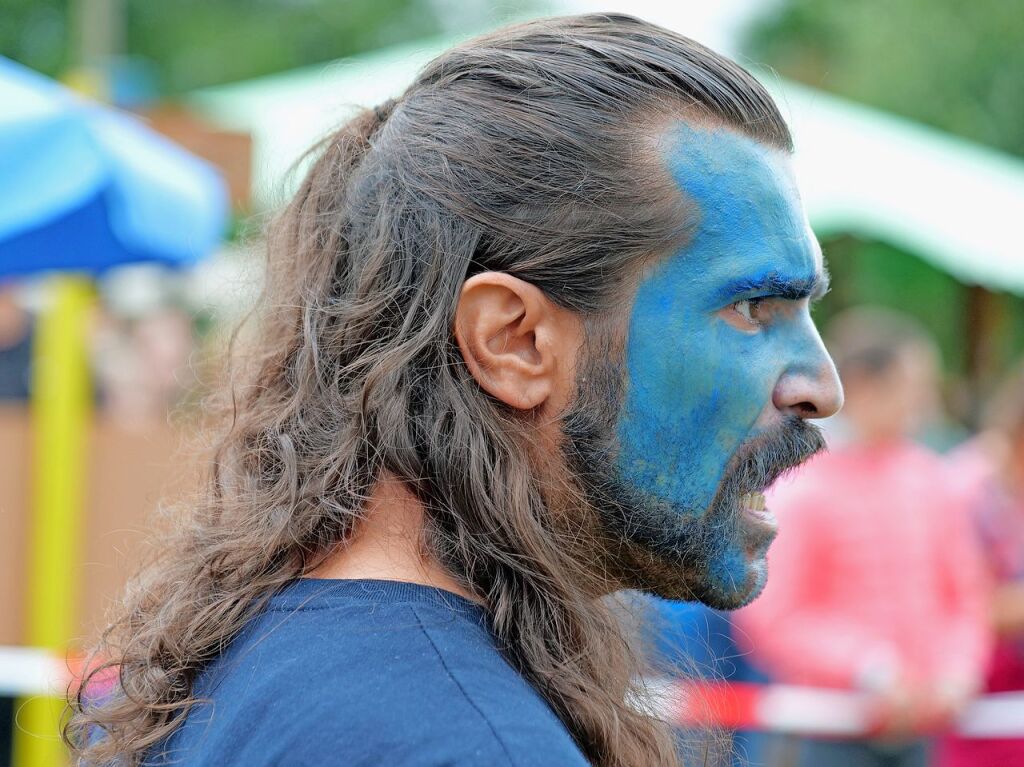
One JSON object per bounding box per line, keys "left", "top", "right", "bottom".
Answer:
{"left": 188, "top": 32, "right": 1024, "bottom": 295}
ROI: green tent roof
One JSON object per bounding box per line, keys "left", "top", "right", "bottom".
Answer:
{"left": 190, "top": 34, "right": 1024, "bottom": 294}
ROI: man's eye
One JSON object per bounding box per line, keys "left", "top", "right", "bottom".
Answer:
{"left": 732, "top": 298, "right": 767, "bottom": 327}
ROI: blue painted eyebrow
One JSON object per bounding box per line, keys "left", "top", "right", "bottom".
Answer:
{"left": 720, "top": 267, "right": 831, "bottom": 302}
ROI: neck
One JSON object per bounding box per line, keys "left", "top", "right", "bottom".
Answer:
{"left": 306, "top": 475, "right": 478, "bottom": 603}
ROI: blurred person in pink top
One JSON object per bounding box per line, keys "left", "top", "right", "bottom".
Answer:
{"left": 939, "top": 362, "right": 1024, "bottom": 767}
{"left": 735, "top": 307, "right": 991, "bottom": 767}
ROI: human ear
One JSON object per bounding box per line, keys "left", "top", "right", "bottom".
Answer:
{"left": 454, "top": 272, "right": 581, "bottom": 411}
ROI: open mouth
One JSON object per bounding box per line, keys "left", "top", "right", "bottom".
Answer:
{"left": 740, "top": 491, "right": 776, "bottom": 527}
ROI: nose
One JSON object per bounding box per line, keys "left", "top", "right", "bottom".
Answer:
{"left": 773, "top": 353, "right": 844, "bottom": 420}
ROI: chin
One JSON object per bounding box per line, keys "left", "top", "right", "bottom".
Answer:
{"left": 616, "top": 491, "right": 779, "bottom": 608}
{"left": 611, "top": 529, "right": 772, "bottom": 609}
{"left": 694, "top": 554, "right": 769, "bottom": 610}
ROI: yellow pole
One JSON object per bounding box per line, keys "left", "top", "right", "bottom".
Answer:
{"left": 13, "top": 276, "right": 94, "bottom": 767}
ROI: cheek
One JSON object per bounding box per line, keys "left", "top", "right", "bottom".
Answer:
{"left": 615, "top": 309, "right": 778, "bottom": 509}
{"left": 682, "top": 326, "right": 771, "bottom": 449}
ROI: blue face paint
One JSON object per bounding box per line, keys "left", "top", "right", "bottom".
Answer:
{"left": 613, "top": 123, "right": 831, "bottom": 598}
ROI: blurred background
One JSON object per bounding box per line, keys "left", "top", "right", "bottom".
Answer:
{"left": 2, "top": 1, "right": 1023, "bottom": 765}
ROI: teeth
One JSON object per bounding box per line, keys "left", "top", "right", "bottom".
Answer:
{"left": 742, "top": 492, "right": 766, "bottom": 511}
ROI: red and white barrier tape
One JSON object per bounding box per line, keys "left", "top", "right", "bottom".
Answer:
{"left": 3, "top": 647, "right": 1022, "bottom": 738}
{"left": 0, "top": 645, "right": 70, "bottom": 698}
{"left": 649, "top": 679, "right": 1024, "bottom": 739}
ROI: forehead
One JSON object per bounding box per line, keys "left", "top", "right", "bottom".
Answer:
{"left": 657, "top": 120, "right": 820, "bottom": 284}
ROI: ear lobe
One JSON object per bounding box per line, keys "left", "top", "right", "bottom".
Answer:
{"left": 454, "top": 272, "right": 576, "bottom": 411}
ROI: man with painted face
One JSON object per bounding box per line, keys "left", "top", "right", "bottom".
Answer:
{"left": 69, "top": 14, "right": 841, "bottom": 767}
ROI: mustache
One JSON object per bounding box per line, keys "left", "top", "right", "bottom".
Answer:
{"left": 717, "top": 415, "right": 827, "bottom": 502}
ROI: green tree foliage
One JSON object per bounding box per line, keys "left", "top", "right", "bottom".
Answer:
{"left": 745, "top": 0, "right": 1024, "bottom": 158}
{"left": 125, "top": 0, "right": 444, "bottom": 93}
{"left": 2, "top": 0, "right": 70, "bottom": 76}
{"left": 2, "top": 0, "right": 446, "bottom": 94}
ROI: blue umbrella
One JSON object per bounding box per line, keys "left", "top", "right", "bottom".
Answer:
{"left": 0, "top": 55, "right": 227, "bottom": 277}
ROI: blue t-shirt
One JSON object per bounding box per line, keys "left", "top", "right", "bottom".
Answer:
{"left": 149, "top": 578, "right": 588, "bottom": 766}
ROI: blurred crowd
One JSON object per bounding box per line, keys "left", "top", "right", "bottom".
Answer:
{"left": 0, "top": 272, "right": 203, "bottom": 425}
{"left": 652, "top": 306, "right": 1024, "bottom": 767}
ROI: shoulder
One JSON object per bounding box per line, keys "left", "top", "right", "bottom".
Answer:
{"left": 401, "top": 603, "right": 588, "bottom": 765}
{"left": 181, "top": 599, "right": 587, "bottom": 766}
{"left": 896, "top": 442, "right": 965, "bottom": 500}
{"left": 896, "top": 440, "right": 945, "bottom": 470}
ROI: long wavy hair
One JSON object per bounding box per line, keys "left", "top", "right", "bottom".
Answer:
{"left": 67, "top": 13, "right": 792, "bottom": 766}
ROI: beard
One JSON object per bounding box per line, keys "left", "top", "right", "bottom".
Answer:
{"left": 557, "top": 333, "right": 826, "bottom": 609}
